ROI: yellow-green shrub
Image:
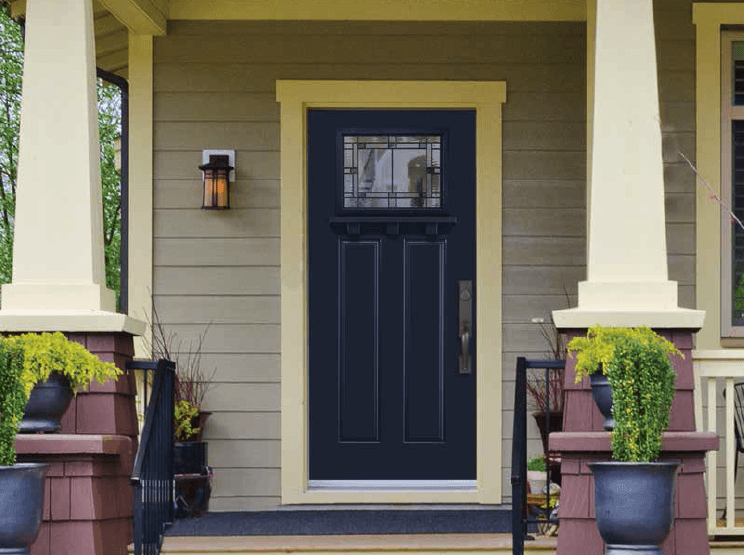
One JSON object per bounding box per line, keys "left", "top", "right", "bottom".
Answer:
{"left": 174, "top": 399, "right": 200, "bottom": 442}
{"left": 567, "top": 325, "right": 681, "bottom": 462}
{"left": 9, "top": 332, "right": 121, "bottom": 397}
{"left": 0, "top": 340, "right": 25, "bottom": 466}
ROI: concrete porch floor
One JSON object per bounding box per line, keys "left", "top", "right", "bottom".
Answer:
{"left": 157, "top": 535, "right": 744, "bottom": 555}
{"left": 160, "top": 533, "right": 557, "bottom": 554}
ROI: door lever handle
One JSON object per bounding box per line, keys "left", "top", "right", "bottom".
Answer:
{"left": 459, "top": 325, "right": 472, "bottom": 375}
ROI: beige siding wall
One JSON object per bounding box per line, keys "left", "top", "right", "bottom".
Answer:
{"left": 152, "top": 10, "right": 697, "bottom": 510}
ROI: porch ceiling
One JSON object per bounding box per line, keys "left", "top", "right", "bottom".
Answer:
{"left": 8, "top": 0, "right": 131, "bottom": 77}
{"left": 8, "top": 0, "right": 587, "bottom": 78}
{"left": 93, "top": 6, "right": 129, "bottom": 77}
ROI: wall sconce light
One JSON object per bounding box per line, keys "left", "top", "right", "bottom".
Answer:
{"left": 200, "top": 150, "right": 235, "bottom": 209}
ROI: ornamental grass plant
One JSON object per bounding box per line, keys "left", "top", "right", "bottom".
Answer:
{"left": 567, "top": 325, "right": 682, "bottom": 462}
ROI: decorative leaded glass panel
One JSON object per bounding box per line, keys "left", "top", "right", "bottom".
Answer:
{"left": 735, "top": 41, "right": 744, "bottom": 106}
{"left": 733, "top": 120, "right": 744, "bottom": 325}
{"left": 343, "top": 135, "right": 441, "bottom": 209}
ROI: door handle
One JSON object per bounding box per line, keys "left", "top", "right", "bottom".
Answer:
{"left": 459, "top": 324, "right": 472, "bottom": 375}
{"left": 458, "top": 280, "right": 473, "bottom": 375}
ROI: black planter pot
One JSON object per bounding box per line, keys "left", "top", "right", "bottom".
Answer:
{"left": 0, "top": 463, "right": 49, "bottom": 555}
{"left": 590, "top": 461, "right": 680, "bottom": 555}
{"left": 174, "top": 441, "right": 208, "bottom": 475}
{"left": 19, "top": 373, "right": 74, "bottom": 433}
{"left": 590, "top": 370, "right": 614, "bottom": 430}
{"left": 533, "top": 411, "right": 563, "bottom": 485}
{"left": 174, "top": 441, "right": 211, "bottom": 518}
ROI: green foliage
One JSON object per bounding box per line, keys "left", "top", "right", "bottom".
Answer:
{"left": 8, "top": 332, "right": 121, "bottom": 397}
{"left": 734, "top": 274, "right": 744, "bottom": 322}
{"left": 527, "top": 455, "right": 546, "bottom": 472}
{"left": 0, "top": 5, "right": 22, "bottom": 291}
{"left": 0, "top": 339, "right": 24, "bottom": 466}
{"left": 567, "top": 325, "right": 681, "bottom": 462}
{"left": 98, "top": 83, "right": 122, "bottom": 307}
{"left": 0, "top": 7, "right": 123, "bottom": 307}
{"left": 174, "top": 399, "right": 201, "bottom": 442}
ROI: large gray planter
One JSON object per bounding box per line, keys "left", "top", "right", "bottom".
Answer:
{"left": 19, "top": 373, "right": 73, "bottom": 433}
{"left": 590, "top": 370, "right": 614, "bottom": 430}
{"left": 0, "top": 463, "right": 49, "bottom": 555}
{"left": 590, "top": 461, "right": 680, "bottom": 555}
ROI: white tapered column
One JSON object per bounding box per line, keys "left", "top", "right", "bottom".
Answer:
{"left": 1, "top": 0, "right": 115, "bottom": 312}
{"left": 555, "top": 0, "right": 704, "bottom": 329}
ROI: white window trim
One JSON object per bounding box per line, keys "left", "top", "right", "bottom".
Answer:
{"left": 693, "top": 3, "right": 744, "bottom": 348}
{"left": 721, "top": 31, "right": 744, "bottom": 337}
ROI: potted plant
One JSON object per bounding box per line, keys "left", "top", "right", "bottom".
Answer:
{"left": 527, "top": 455, "right": 547, "bottom": 494}
{"left": 0, "top": 338, "right": 49, "bottom": 553}
{"left": 148, "top": 300, "right": 215, "bottom": 517}
{"left": 567, "top": 325, "right": 682, "bottom": 555}
{"left": 10, "top": 332, "right": 121, "bottom": 433}
{"left": 527, "top": 315, "right": 566, "bottom": 483}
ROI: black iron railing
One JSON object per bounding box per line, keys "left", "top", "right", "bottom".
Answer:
{"left": 511, "top": 357, "right": 564, "bottom": 555}
{"left": 129, "top": 359, "right": 175, "bottom": 555}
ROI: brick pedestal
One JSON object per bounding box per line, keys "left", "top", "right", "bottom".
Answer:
{"left": 60, "top": 333, "right": 138, "bottom": 436}
{"left": 551, "top": 328, "right": 719, "bottom": 555}
{"left": 14, "top": 332, "right": 138, "bottom": 555}
{"left": 16, "top": 435, "right": 136, "bottom": 555}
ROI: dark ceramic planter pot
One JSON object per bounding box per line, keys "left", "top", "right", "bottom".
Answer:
{"left": 19, "top": 373, "right": 73, "bottom": 433}
{"left": 590, "top": 370, "right": 614, "bottom": 430}
{"left": 191, "top": 411, "right": 211, "bottom": 443}
{"left": 174, "top": 441, "right": 208, "bottom": 475}
{"left": 533, "top": 411, "right": 563, "bottom": 485}
{"left": 173, "top": 441, "right": 211, "bottom": 518}
{"left": 0, "top": 462, "right": 50, "bottom": 555}
{"left": 590, "top": 461, "right": 680, "bottom": 555}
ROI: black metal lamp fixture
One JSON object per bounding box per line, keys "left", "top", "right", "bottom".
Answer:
{"left": 200, "top": 151, "right": 234, "bottom": 209}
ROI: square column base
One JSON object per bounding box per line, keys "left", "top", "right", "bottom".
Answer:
{"left": 551, "top": 432, "right": 718, "bottom": 555}
{"left": 549, "top": 328, "right": 718, "bottom": 555}
{"left": 15, "top": 435, "right": 136, "bottom": 555}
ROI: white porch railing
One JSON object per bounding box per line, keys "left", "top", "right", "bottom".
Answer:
{"left": 693, "top": 350, "right": 744, "bottom": 536}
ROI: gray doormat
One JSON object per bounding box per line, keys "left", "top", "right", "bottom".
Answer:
{"left": 165, "top": 509, "right": 512, "bottom": 536}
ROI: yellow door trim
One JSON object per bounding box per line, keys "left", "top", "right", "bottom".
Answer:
{"left": 276, "top": 80, "right": 506, "bottom": 504}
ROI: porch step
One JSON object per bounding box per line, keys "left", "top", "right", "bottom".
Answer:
{"left": 160, "top": 534, "right": 557, "bottom": 555}
{"left": 164, "top": 510, "right": 512, "bottom": 536}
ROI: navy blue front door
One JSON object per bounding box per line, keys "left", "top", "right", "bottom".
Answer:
{"left": 308, "top": 110, "right": 476, "bottom": 480}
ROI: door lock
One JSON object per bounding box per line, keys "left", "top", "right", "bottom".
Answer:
{"left": 458, "top": 280, "right": 473, "bottom": 375}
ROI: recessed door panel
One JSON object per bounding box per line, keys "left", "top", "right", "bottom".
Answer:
{"left": 404, "top": 240, "right": 445, "bottom": 443}
{"left": 338, "top": 240, "right": 380, "bottom": 443}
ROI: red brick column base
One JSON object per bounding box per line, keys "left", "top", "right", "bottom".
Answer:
{"left": 551, "top": 432, "right": 718, "bottom": 555}
{"left": 15, "top": 435, "right": 136, "bottom": 555}
{"left": 60, "top": 333, "right": 138, "bottom": 436}
{"left": 551, "top": 328, "right": 719, "bottom": 555}
{"left": 13, "top": 331, "right": 138, "bottom": 555}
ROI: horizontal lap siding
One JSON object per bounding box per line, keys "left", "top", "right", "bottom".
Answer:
{"left": 152, "top": 10, "right": 695, "bottom": 510}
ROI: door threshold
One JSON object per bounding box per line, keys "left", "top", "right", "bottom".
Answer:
{"left": 307, "top": 480, "right": 477, "bottom": 491}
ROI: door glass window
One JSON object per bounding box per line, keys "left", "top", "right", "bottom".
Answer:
{"left": 343, "top": 135, "right": 441, "bottom": 208}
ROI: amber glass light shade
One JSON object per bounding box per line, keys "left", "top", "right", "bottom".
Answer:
{"left": 199, "top": 155, "right": 233, "bottom": 209}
